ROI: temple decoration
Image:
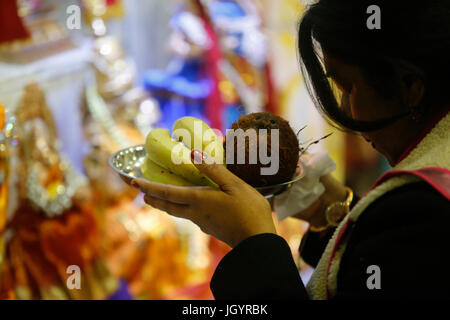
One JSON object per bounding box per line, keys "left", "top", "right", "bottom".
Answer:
{"left": 0, "top": 83, "right": 118, "bottom": 300}
{"left": 0, "top": 0, "right": 30, "bottom": 45}
{"left": 83, "top": 0, "right": 125, "bottom": 25}
{"left": 0, "top": 0, "right": 73, "bottom": 63}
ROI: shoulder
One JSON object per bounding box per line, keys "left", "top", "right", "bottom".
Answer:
{"left": 337, "top": 182, "right": 450, "bottom": 298}
{"left": 344, "top": 180, "right": 450, "bottom": 253}
{"left": 355, "top": 181, "right": 450, "bottom": 235}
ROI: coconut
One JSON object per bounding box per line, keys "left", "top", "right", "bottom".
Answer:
{"left": 225, "top": 112, "right": 300, "bottom": 187}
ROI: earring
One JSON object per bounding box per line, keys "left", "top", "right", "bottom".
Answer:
{"left": 409, "top": 105, "right": 424, "bottom": 123}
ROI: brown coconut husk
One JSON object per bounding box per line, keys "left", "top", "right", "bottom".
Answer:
{"left": 225, "top": 112, "right": 300, "bottom": 187}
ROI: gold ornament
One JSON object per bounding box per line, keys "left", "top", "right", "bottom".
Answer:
{"left": 15, "top": 83, "right": 87, "bottom": 218}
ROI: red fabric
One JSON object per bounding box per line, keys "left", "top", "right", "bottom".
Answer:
{"left": 372, "top": 167, "right": 450, "bottom": 200}
{"left": 0, "top": 0, "right": 30, "bottom": 44}
{"left": 1, "top": 205, "right": 100, "bottom": 296}
{"left": 264, "top": 63, "right": 278, "bottom": 114}
{"left": 258, "top": 6, "right": 277, "bottom": 115}
{"left": 192, "top": 0, "right": 224, "bottom": 131}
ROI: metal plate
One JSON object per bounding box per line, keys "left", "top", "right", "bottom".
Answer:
{"left": 109, "top": 145, "right": 304, "bottom": 199}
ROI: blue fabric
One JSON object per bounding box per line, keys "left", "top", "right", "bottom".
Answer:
{"left": 107, "top": 279, "right": 133, "bottom": 300}
{"left": 153, "top": 94, "right": 209, "bottom": 130}
{"left": 209, "top": 1, "right": 246, "bottom": 20}
{"left": 224, "top": 104, "right": 244, "bottom": 131}
{"left": 143, "top": 56, "right": 213, "bottom": 130}
{"left": 143, "top": 59, "right": 212, "bottom": 99}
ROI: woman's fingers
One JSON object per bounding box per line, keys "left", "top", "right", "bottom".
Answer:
{"left": 132, "top": 178, "right": 203, "bottom": 204}
{"left": 143, "top": 194, "right": 192, "bottom": 219}
{"left": 191, "top": 149, "right": 240, "bottom": 192}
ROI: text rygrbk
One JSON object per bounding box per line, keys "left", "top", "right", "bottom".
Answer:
{"left": 182, "top": 304, "right": 268, "bottom": 317}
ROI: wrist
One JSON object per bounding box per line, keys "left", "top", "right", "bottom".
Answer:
{"left": 232, "top": 230, "right": 277, "bottom": 248}
{"left": 231, "top": 218, "right": 277, "bottom": 248}
{"left": 306, "top": 197, "right": 329, "bottom": 229}
{"left": 308, "top": 175, "right": 349, "bottom": 231}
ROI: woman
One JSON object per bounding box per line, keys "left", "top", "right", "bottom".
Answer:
{"left": 133, "top": 0, "right": 450, "bottom": 299}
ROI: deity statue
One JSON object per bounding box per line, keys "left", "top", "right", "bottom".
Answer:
{"left": 0, "top": 83, "right": 119, "bottom": 300}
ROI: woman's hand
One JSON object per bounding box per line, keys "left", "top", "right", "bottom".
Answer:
{"left": 292, "top": 174, "right": 348, "bottom": 229}
{"left": 131, "top": 150, "right": 276, "bottom": 248}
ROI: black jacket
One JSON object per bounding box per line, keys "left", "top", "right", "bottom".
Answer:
{"left": 210, "top": 181, "right": 450, "bottom": 299}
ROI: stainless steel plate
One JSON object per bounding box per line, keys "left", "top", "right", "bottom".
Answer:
{"left": 109, "top": 145, "right": 146, "bottom": 185}
{"left": 109, "top": 145, "right": 304, "bottom": 199}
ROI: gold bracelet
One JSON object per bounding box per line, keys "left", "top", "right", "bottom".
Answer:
{"left": 309, "top": 187, "right": 354, "bottom": 233}
{"left": 309, "top": 224, "right": 331, "bottom": 233}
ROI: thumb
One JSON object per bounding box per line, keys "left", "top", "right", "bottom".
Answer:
{"left": 191, "top": 149, "right": 238, "bottom": 190}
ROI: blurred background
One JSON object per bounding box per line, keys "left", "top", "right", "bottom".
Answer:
{"left": 0, "top": 0, "right": 390, "bottom": 300}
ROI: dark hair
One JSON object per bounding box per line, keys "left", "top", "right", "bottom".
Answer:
{"left": 299, "top": 0, "right": 450, "bottom": 132}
